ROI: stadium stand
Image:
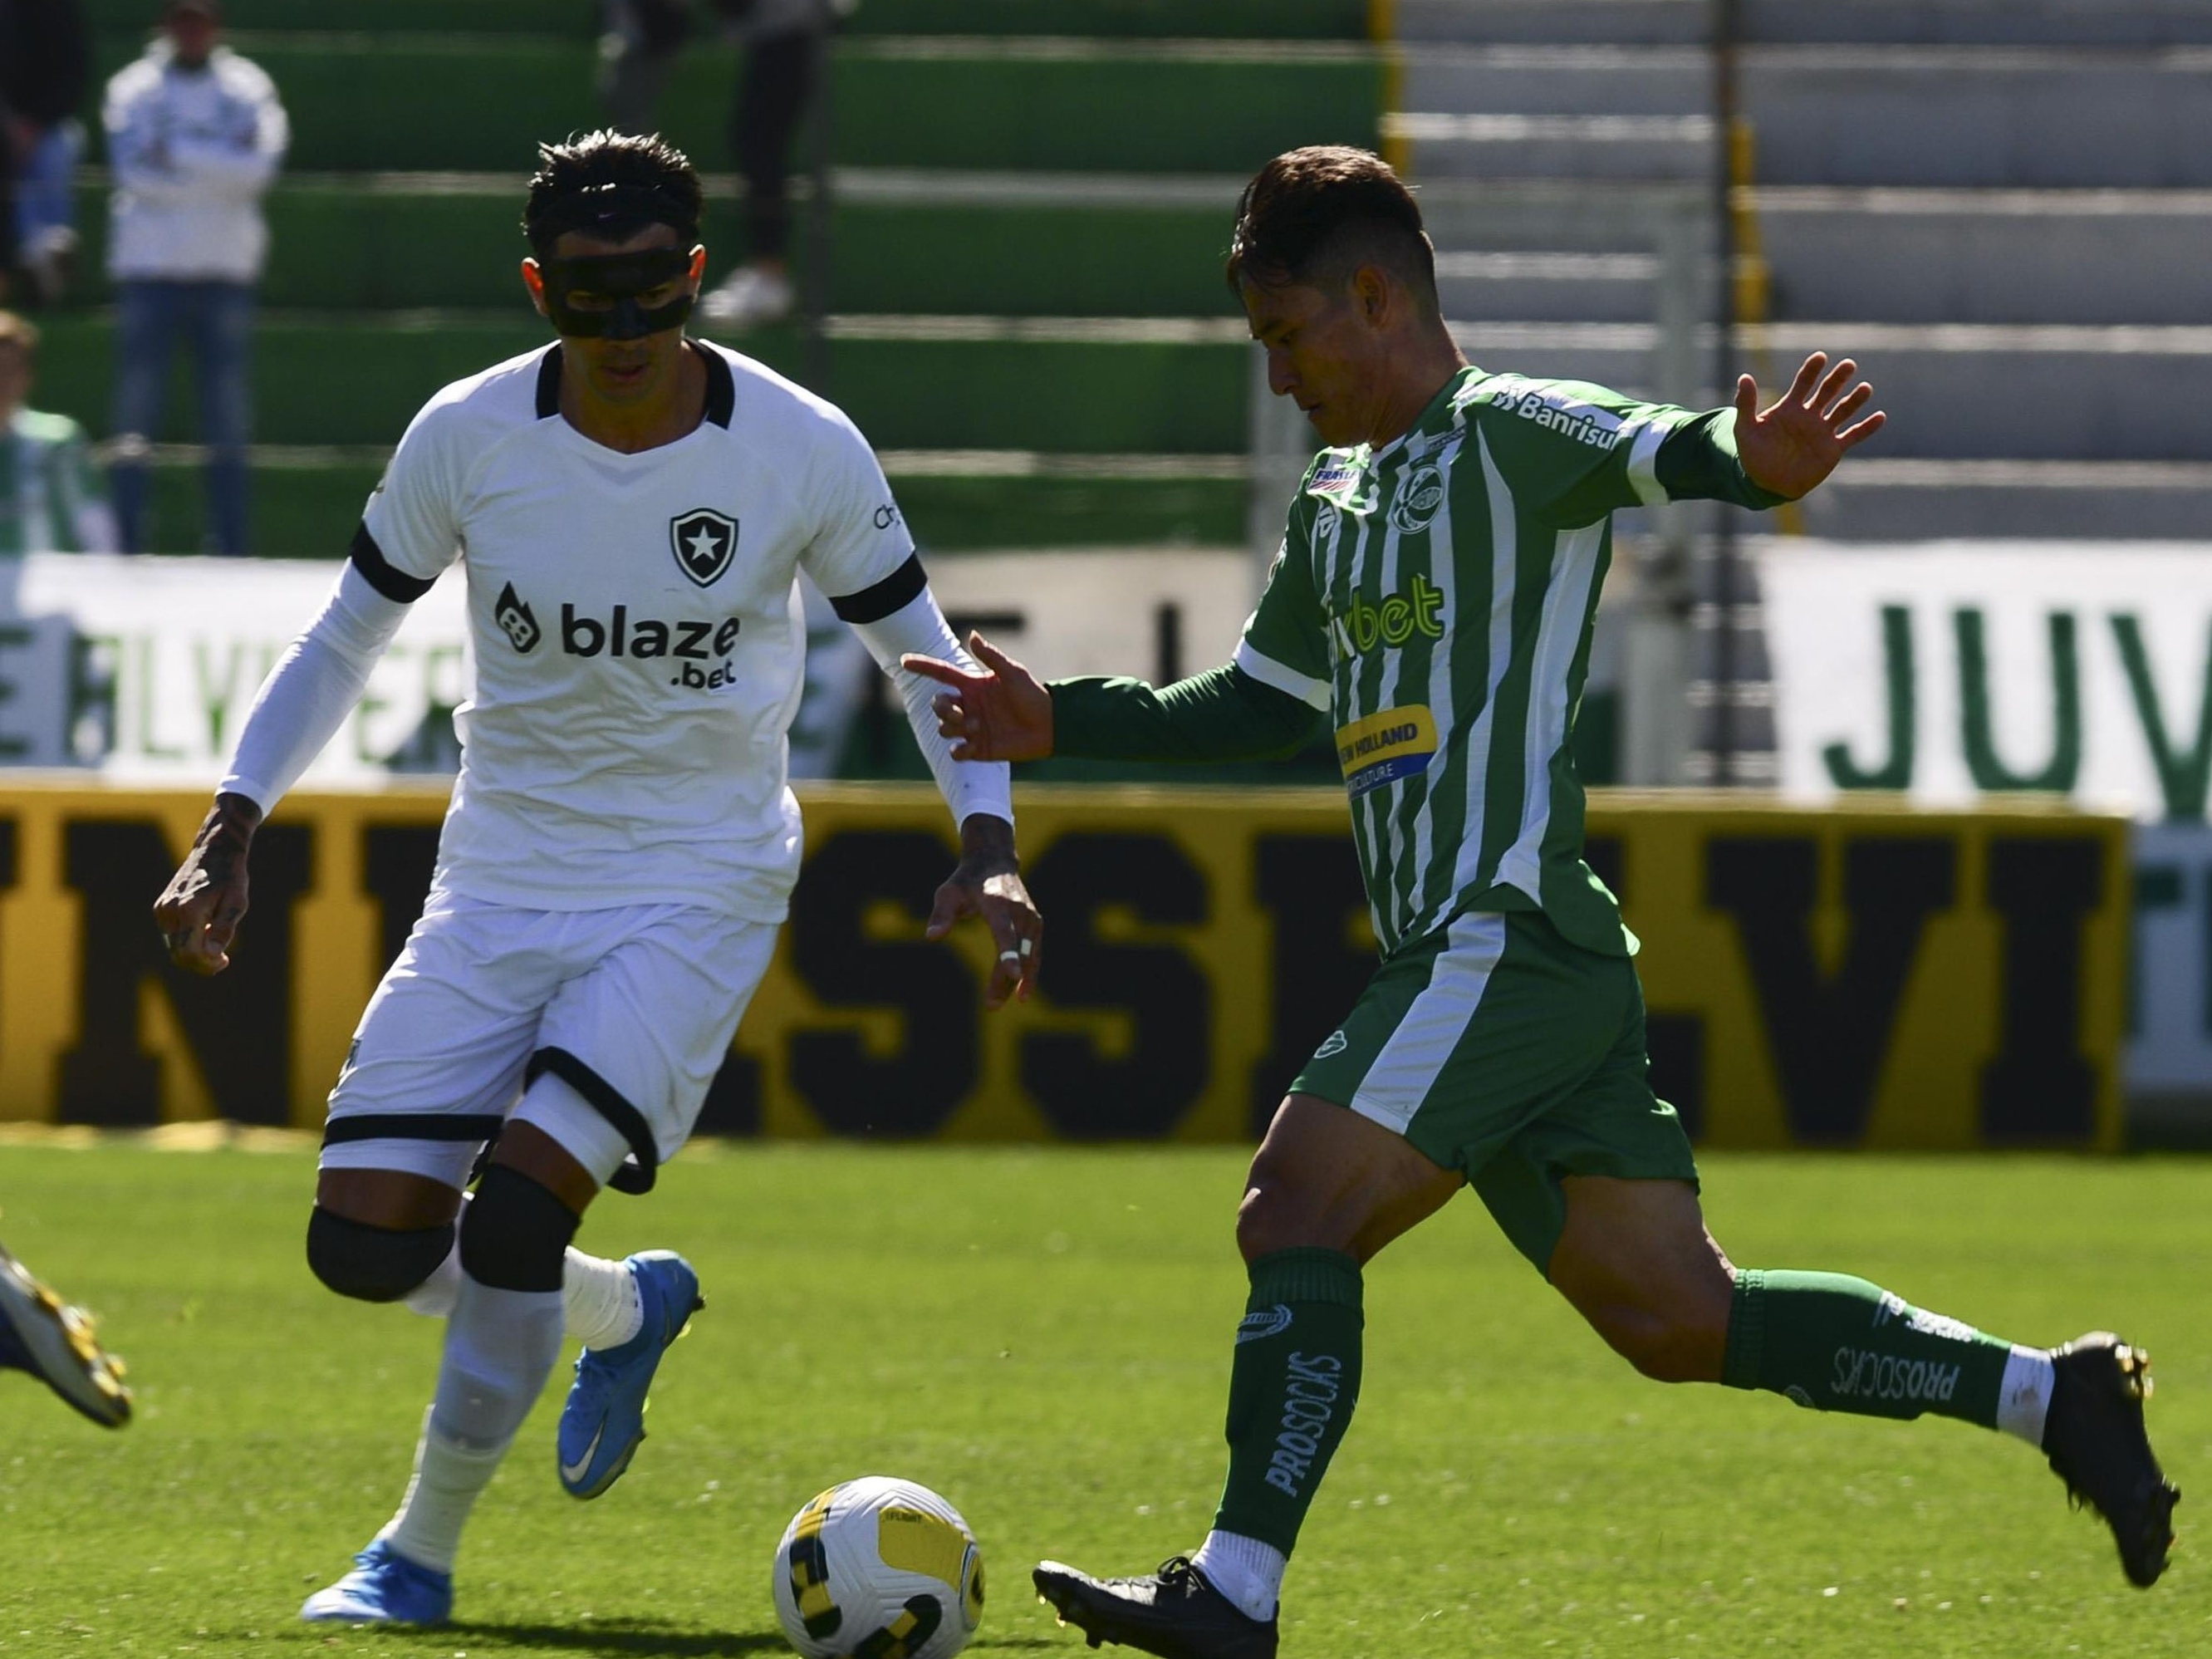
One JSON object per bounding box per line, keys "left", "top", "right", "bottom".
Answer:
{"left": 41, "top": 0, "right": 1381, "bottom": 558}
{"left": 1392, "top": 0, "right": 2212, "bottom": 780}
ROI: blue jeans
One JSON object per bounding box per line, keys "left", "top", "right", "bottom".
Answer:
{"left": 15, "top": 121, "right": 82, "bottom": 249}
{"left": 110, "top": 280, "right": 256, "bottom": 557}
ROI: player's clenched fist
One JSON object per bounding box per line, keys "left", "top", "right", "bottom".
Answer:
{"left": 152, "top": 793, "right": 261, "bottom": 976}
{"left": 902, "top": 632, "right": 1055, "bottom": 763}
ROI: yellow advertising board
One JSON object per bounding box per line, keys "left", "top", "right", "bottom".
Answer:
{"left": 0, "top": 779, "right": 2127, "bottom": 1151}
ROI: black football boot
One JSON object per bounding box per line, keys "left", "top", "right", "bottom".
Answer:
{"left": 2041, "top": 1333, "right": 2180, "bottom": 1587}
{"left": 1033, "top": 1557, "right": 1278, "bottom": 1659}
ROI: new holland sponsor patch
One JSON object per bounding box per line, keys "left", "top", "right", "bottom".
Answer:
{"left": 1337, "top": 705, "right": 1439, "bottom": 799}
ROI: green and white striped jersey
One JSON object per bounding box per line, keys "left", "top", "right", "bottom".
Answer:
{"left": 1237, "top": 365, "right": 1729, "bottom": 960}
{"left": 0, "top": 408, "right": 110, "bottom": 555}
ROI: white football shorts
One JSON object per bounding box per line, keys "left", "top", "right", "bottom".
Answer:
{"left": 318, "top": 888, "right": 777, "bottom": 1191}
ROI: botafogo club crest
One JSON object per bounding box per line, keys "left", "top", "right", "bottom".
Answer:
{"left": 669, "top": 508, "right": 739, "bottom": 587}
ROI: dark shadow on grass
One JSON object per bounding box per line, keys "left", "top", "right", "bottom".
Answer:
{"left": 218, "top": 1617, "right": 1059, "bottom": 1655}
{"left": 442, "top": 1622, "right": 791, "bottom": 1655}
{"left": 229, "top": 1620, "right": 790, "bottom": 1656}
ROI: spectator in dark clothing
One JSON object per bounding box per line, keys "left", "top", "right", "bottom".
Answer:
{"left": 599, "top": 0, "right": 847, "bottom": 328}
{"left": 0, "top": 0, "right": 92, "bottom": 304}
{"left": 0, "top": 0, "right": 21, "bottom": 300}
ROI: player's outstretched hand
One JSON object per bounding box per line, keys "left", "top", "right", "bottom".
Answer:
{"left": 1734, "top": 351, "right": 1886, "bottom": 501}
{"left": 901, "top": 632, "right": 1055, "bottom": 763}
{"left": 928, "top": 813, "right": 1042, "bottom": 1010}
{"left": 151, "top": 793, "right": 261, "bottom": 976}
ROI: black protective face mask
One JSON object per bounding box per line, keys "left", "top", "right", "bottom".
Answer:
{"left": 539, "top": 248, "right": 699, "bottom": 341}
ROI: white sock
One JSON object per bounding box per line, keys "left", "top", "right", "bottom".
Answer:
{"left": 383, "top": 1274, "right": 562, "bottom": 1573}
{"left": 563, "top": 1249, "right": 643, "bottom": 1352}
{"left": 400, "top": 1238, "right": 640, "bottom": 1351}
{"left": 1190, "top": 1529, "right": 1286, "bottom": 1622}
{"left": 380, "top": 1409, "right": 506, "bottom": 1575}
{"left": 1997, "top": 1344, "right": 2057, "bottom": 1446}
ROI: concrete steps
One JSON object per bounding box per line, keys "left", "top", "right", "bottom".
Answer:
{"left": 1389, "top": 110, "right": 1716, "bottom": 180}
{"left": 1798, "top": 460, "right": 2212, "bottom": 540}
{"left": 1397, "top": 0, "right": 2212, "bottom": 47}
{"left": 1395, "top": 43, "right": 2212, "bottom": 189}
{"left": 1398, "top": 0, "right": 2212, "bottom": 796}
{"left": 1742, "top": 47, "right": 2212, "bottom": 189}
{"left": 1436, "top": 250, "right": 1660, "bottom": 322}
{"left": 1755, "top": 188, "right": 2212, "bottom": 326}
{"left": 1445, "top": 320, "right": 2212, "bottom": 462}
{"left": 1400, "top": 45, "right": 1710, "bottom": 113}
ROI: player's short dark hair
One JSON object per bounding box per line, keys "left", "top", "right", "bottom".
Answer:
{"left": 522, "top": 130, "right": 703, "bottom": 258}
{"left": 1226, "top": 146, "right": 1439, "bottom": 315}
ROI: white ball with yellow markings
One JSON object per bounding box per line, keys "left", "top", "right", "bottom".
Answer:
{"left": 772, "top": 1476, "right": 984, "bottom": 1659}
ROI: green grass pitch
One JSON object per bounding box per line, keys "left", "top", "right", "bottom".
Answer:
{"left": 1, "top": 1142, "right": 2207, "bottom": 1657}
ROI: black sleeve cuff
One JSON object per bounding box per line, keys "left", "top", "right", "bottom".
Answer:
{"left": 831, "top": 552, "right": 928, "bottom": 624}
{"left": 348, "top": 523, "right": 437, "bottom": 603}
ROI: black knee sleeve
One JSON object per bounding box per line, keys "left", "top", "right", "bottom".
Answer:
{"left": 305, "top": 1207, "right": 454, "bottom": 1303}
{"left": 459, "top": 1165, "right": 581, "bottom": 1293}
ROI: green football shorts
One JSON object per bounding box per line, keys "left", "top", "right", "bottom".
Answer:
{"left": 1289, "top": 906, "right": 1698, "bottom": 1275}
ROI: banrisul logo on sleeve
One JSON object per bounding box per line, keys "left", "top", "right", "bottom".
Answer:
{"left": 1337, "top": 705, "right": 1440, "bottom": 798}
{"left": 670, "top": 508, "right": 738, "bottom": 587}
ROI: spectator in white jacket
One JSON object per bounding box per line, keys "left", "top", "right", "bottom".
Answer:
{"left": 103, "top": 0, "right": 286, "bottom": 555}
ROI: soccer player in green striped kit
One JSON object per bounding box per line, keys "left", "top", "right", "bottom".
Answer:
{"left": 910, "top": 147, "right": 2177, "bottom": 1658}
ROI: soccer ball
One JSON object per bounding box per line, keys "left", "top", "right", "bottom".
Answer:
{"left": 771, "top": 1475, "right": 984, "bottom": 1659}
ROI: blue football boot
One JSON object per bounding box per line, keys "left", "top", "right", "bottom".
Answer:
{"left": 300, "top": 1539, "right": 454, "bottom": 1626}
{"left": 556, "top": 1250, "right": 702, "bottom": 1499}
{"left": 0, "top": 1240, "right": 130, "bottom": 1428}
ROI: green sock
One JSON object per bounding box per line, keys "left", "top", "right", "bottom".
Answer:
{"left": 1210, "top": 1248, "right": 1364, "bottom": 1556}
{"left": 1723, "top": 1269, "right": 2024, "bottom": 1428}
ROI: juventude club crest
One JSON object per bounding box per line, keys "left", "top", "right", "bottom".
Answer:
{"left": 670, "top": 508, "right": 739, "bottom": 587}
{"left": 1389, "top": 463, "right": 1446, "bottom": 533}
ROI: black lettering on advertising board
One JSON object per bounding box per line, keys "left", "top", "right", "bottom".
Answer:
{"left": 361, "top": 824, "right": 439, "bottom": 974}
{"left": 0, "top": 794, "right": 2124, "bottom": 1150}
{"left": 1251, "top": 835, "right": 1373, "bottom": 1135}
{"left": 59, "top": 818, "right": 312, "bottom": 1126}
{"left": 1591, "top": 832, "right": 1704, "bottom": 1137}
{"left": 1707, "top": 836, "right": 1956, "bottom": 1146}
{"left": 1981, "top": 836, "right": 2101, "bottom": 1142}
{"left": 1020, "top": 832, "right": 1209, "bottom": 1139}
{"left": 787, "top": 830, "right": 976, "bottom": 1136}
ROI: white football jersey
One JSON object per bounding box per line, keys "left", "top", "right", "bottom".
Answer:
{"left": 359, "top": 340, "right": 916, "bottom": 921}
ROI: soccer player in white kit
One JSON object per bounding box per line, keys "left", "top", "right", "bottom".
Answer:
{"left": 151, "top": 131, "right": 1041, "bottom": 1627}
